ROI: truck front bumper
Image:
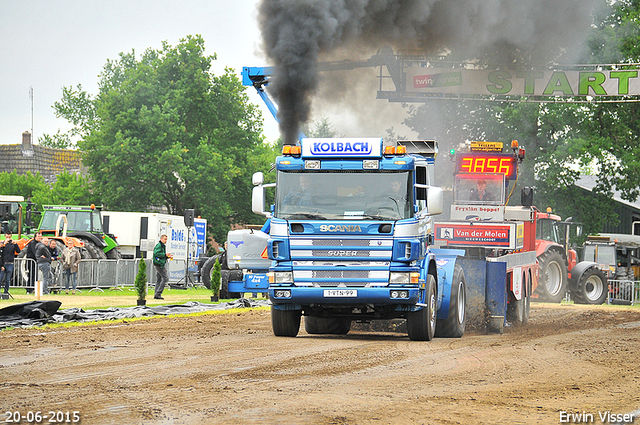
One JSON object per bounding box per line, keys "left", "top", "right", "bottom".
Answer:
{"left": 269, "top": 286, "right": 421, "bottom": 307}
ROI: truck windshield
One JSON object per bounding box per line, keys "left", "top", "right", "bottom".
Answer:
{"left": 276, "top": 171, "right": 413, "bottom": 220}
{"left": 40, "top": 211, "right": 103, "bottom": 233}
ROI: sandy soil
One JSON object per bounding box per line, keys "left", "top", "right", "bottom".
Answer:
{"left": 1, "top": 303, "right": 639, "bottom": 425}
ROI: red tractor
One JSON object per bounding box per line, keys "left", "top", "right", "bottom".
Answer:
{"left": 535, "top": 208, "right": 581, "bottom": 303}
{"left": 535, "top": 208, "right": 610, "bottom": 304}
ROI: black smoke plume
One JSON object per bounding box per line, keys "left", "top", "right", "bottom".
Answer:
{"left": 259, "top": 0, "right": 600, "bottom": 145}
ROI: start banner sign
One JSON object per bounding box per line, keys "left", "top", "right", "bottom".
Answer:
{"left": 405, "top": 67, "right": 640, "bottom": 97}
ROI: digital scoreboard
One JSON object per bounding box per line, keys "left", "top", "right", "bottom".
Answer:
{"left": 455, "top": 153, "right": 517, "bottom": 180}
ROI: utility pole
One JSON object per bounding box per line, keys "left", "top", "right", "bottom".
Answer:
{"left": 29, "top": 86, "right": 34, "bottom": 141}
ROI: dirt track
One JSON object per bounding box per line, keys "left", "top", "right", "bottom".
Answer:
{"left": 1, "top": 304, "right": 639, "bottom": 425}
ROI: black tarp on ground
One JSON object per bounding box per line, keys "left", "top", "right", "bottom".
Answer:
{"left": 0, "top": 299, "right": 270, "bottom": 329}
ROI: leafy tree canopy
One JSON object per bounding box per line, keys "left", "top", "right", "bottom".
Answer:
{"left": 403, "top": 1, "right": 640, "bottom": 234}
{"left": 54, "top": 35, "right": 276, "bottom": 242}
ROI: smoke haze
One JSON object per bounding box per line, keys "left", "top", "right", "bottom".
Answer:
{"left": 258, "top": 0, "right": 600, "bottom": 145}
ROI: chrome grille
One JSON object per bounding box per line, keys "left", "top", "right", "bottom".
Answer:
{"left": 312, "top": 239, "right": 371, "bottom": 246}
{"left": 315, "top": 281, "right": 368, "bottom": 288}
{"left": 313, "top": 270, "right": 370, "bottom": 279}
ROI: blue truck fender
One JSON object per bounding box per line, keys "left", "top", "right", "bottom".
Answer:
{"left": 429, "top": 248, "right": 465, "bottom": 320}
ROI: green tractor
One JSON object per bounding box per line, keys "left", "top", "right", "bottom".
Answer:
{"left": 0, "top": 195, "right": 38, "bottom": 248}
{"left": 38, "top": 205, "right": 121, "bottom": 259}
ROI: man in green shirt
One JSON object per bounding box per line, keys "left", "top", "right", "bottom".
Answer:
{"left": 152, "top": 234, "right": 173, "bottom": 300}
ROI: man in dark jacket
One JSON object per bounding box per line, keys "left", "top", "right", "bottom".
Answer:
{"left": 36, "top": 236, "right": 52, "bottom": 295}
{"left": 0, "top": 232, "right": 21, "bottom": 294}
{"left": 24, "top": 232, "right": 42, "bottom": 294}
{"left": 152, "top": 234, "right": 173, "bottom": 300}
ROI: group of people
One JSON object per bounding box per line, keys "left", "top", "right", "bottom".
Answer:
{"left": 1, "top": 230, "right": 174, "bottom": 299}
{"left": 0, "top": 232, "right": 81, "bottom": 295}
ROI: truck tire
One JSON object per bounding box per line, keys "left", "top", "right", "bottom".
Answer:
{"left": 522, "top": 275, "right": 531, "bottom": 325}
{"left": 407, "top": 273, "right": 436, "bottom": 341}
{"left": 506, "top": 273, "right": 526, "bottom": 325}
{"left": 271, "top": 306, "right": 301, "bottom": 337}
{"left": 572, "top": 267, "right": 608, "bottom": 305}
{"left": 435, "top": 263, "right": 466, "bottom": 338}
{"left": 537, "top": 250, "right": 568, "bottom": 303}
{"left": 304, "top": 317, "right": 351, "bottom": 335}
{"left": 507, "top": 296, "right": 524, "bottom": 324}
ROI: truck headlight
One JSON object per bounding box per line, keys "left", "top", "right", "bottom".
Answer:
{"left": 390, "top": 272, "right": 410, "bottom": 284}
{"left": 274, "top": 271, "right": 293, "bottom": 284}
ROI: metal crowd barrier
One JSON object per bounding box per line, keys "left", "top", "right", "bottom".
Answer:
{"left": 8, "top": 258, "right": 195, "bottom": 292}
{"left": 608, "top": 279, "right": 639, "bottom": 305}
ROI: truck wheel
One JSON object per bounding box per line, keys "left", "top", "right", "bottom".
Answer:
{"left": 271, "top": 306, "right": 301, "bottom": 337}
{"left": 573, "top": 267, "right": 608, "bottom": 305}
{"left": 304, "top": 317, "right": 351, "bottom": 335}
{"left": 537, "top": 251, "right": 568, "bottom": 303}
{"left": 435, "top": 264, "right": 466, "bottom": 338}
{"left": 407, "top": 273, "right": 436, "bottom": 341}
{"left": 522, "top": 278, "right": 531, "bottom": 325}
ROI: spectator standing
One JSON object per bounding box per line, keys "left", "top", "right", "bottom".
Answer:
{"left": 61, "top": 239, "right": 81, "bottom": 294}
{"left": 0, "top": 232, "right": 21, "bottom": 294}
{"left": 36, "top": 237, "right": 53, "bottom": 295}
{"left": 49, "top": 239, "right": 59, "bottom": 262}
{"left": 152, "top": 234, "right": 173, "bottom": 300}
{"left": 25, "top": 232, "right": 42, "bottom": 294}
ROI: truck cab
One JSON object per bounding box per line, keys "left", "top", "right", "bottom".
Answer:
{"left": 252, "top": 138, "right": 453, "bottom": 340}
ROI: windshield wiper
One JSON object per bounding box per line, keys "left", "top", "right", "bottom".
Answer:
{"left": 284, "top": 213, "right": 327, "bottom": 220}
{"left": 360, "top": 214, "right": 394, "bottom": 221}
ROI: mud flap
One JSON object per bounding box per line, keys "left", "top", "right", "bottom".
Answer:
{"left": 457, "top": 257, "right": 507, "bottom": 332}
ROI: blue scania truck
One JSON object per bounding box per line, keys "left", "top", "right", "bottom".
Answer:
{"left": 245, "top": 137, "right": 477, "bottom": 340}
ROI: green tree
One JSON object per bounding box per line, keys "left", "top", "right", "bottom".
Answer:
{"left": 0, "top": 171, "right": 47, "bottom": 199}
{"left": 403, "top": 1, "right": 640, "bottom": 234}
{"left": 55, "top": 36, "right": 275, "bottom": 242}
{"left": 31, "top": 170, "right": 94, "bottom": 207}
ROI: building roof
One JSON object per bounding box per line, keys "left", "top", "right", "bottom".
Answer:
{"left": 574, "top": 175, "right": 640, "bottom": 212}
{"left": 0, "top": 144, "right": 82, "bottom": 181}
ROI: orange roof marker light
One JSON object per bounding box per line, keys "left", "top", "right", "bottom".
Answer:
{"left": 282, "top": 145, "right": 301, "bottom": 156}
{"left": 384, "top": 146, "right": 396, "bottom": 155}
{"left": 396, "top": 145, "right": 407, "bottom": 154}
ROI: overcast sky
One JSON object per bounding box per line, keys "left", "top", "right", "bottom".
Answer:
{"left": 0, "top": 0, "right": 283, "bottom": 145}
{"left": 0, "top": 0, "right": 415, "bottom": 148}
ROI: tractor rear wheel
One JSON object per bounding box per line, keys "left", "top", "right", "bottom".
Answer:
{"left": 537, "top": 251, "right": 568, "bottom": 303}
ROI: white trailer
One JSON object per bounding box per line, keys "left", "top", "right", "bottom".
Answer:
{"left": 101, "top": 211, "right": 207, "bottom": 282}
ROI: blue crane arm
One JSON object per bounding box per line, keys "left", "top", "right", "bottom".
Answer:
{"left": 241, "top": 66, "right": 306, "bottom": 140}
{"left": 242, "top": 66, "right": 279, "bottom": 123}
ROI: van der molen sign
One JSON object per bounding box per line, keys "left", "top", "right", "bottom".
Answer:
{"left": 405, "top": 67, "right": 640, "bottom": 97}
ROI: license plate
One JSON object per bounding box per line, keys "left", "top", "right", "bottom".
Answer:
{"left": 323, "top": 289, "right": 357, "bottom": 298}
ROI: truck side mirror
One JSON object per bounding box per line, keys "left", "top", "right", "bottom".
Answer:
{"left": 427, "top": 186, "right": 444, "bottom": 216}
{"left": 252, "top": 185, "right": 272, "bottom": 218}
{"left": 252, "top": 172, "right": 264, "bottom": 186}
